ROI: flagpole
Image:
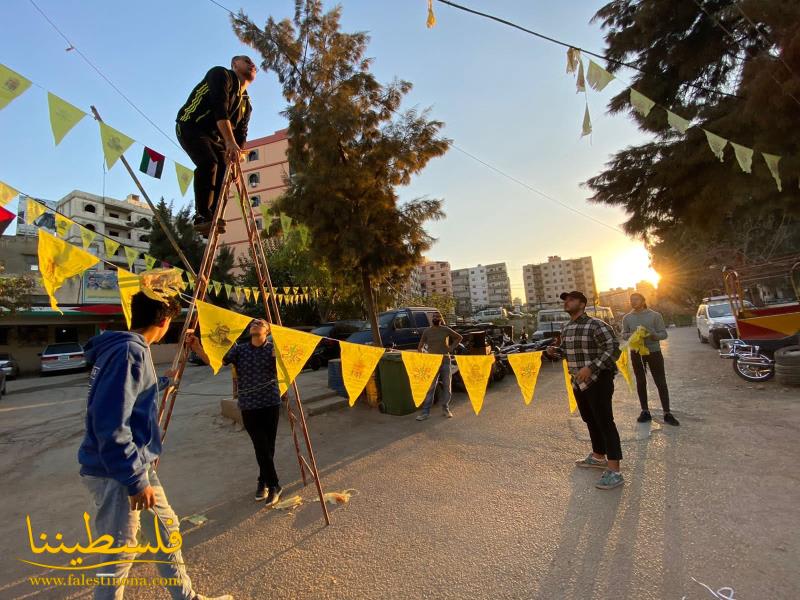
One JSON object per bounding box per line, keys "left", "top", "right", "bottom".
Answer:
{"left": 90, "top": 106, "right": 196, "bottom": 277}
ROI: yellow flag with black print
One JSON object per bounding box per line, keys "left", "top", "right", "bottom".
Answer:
{"left": 117, "top": 268, "right": 140, "bottom": 329}
{"left": 0, "top": 64, "right": 31, "bottom": 110}
{"left": 25, "top": 198, "right": 46, "bottom": 224}
{"left": 455, "top": 354, "right": 495, "bottom": 415}
{"left": 616, "top": 346, "right": 634, "bottom": 392}
{"left": 55, "top": 213, "right": 73, "bottom": 238}
{"left": 79, "top": 226, "right": 96, "bottom": 250}
{"left": 339, "top": 341, "right": 385, "bottom": 406}
{"left": 104, "top": 236, "right": 120, "bottom": 258}
{"left": 47, "top": 92, "right": 86, "bottom": 146}
{"left": 99, "top": 122, "right": 134, "bottom": 169}
{"left": 270, "top": 324, "right": 320, "bottom": 395}
{"left": 37, "top": 229, "right": 99, "bottom": 313}
{"left": 401, "top": 351, "right": 443, "bottom": 408}
{"left": 195, "top": 299, "right": 253, "bottom": 374}
{"left": 507, "top": 351, "right": 543, "bottom": 405}
{"left": 562, "top": 360, "right": 578, "bottom": 414}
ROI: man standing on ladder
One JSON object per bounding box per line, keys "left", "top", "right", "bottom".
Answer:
{"left": 176, "top": 55, "right": 256, "bottom": 235}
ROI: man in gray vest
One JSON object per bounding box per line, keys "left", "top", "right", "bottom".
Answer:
{"left": 416, "top": 315, "right": 463, "bottom": 420}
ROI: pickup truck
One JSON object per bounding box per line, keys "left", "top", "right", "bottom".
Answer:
{"left": 345, "top": 307, "right": 444, "bottom": 349}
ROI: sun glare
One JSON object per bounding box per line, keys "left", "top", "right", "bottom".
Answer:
{"left": 608, "top": 245, "right": 660, "bottom": 289}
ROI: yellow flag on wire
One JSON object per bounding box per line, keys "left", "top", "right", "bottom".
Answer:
{"left": 586, "top": 60, "right": 614, "bottom": 91}
{"left": 581, "top": 103, "right": 592, "bottom": 138}
{"left": 213, "top": 281, "right": 222, "bottom": 296}
{"left": 47, "top": 92, "right": 86, "bottom": 146}
{"left": 271, "top": 324, "right": 321, "bottom": 395}
{"left": 253, "top": 288, "right": 260, "bottom": 303}
{"left": 99, "top": 122, "right": 134, "bottom": 169}
{"left": 144, "top": 254, "right": 157, "bottom": 270}
{"left": 175, "top": 162, "right": 194, "bottom": 196}
{"left": 55, "top": 213, "right": 73, "bottom": 238}
{"left": 762, "top": 152, "right": 782, "bottom": 191}
{"left": 25, "top": 198, "right": 46, "bottom": 224}
{"left": 283, "top": 286, "right": 290, "bottom": 294}
{"left": 703, "top": 129, "right": 728, "bottom": 162}
{"left": 562, "top": 360, "right": 578, "bottom": 413}
{"left": 117, "top": 268, "right": 140, "bottom": 329}
{"left": 79, "top": 226, "right": 96, "bottom": 250}
{"left": 507, "top": 351, "right": 543, "bottom": 405}
{"left": 401, "top": 351, "right": 443, "bottom": 408}
{"left": 37, "top": 229, "right": 99, "bottom": 313}
{"left": 104, "top": 236, "right": 120, "bottom": 258}
{"left": 629, "top": 89, "right": 655, "bottom": 117}
{"left": 124, "top": 246, "right": 139, "bottom": 270}
{"left": 0, "top": 180, "right": 18, "bottom": 207}
{"left": 0, "top": 64, "right": 31, "bottom": 110}
{"left": 616, "top": 346, "right": 634, "bottom": 392}
{"left": 731, "top": 142, "right": 754, "bottom": 173}
{"left": 224, "top": 283, "right": 232, "bottom": 298}
{"left": 243, "top": 287, "right": 252, "bottom": 302}
{"left": 196, "top": 299, "right": 253, "bottom": 375}
{"left": 234, "top": 286, "right": 242, "bottom": 302}
{"left": 666, "top": 110, "right": 691, "bottom": 134}
{"left": 455, "top": 355, "right": 495, "bottom": 415}
{"left": 340, "top": 341, "right": 385, "bottom": 406}
{"left": 426, "top": 0, "right": 436, "bottom": 28}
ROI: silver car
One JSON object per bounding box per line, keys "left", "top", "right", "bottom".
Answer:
{"left": 40, "top": 342, "right": 87, "bottom": 374}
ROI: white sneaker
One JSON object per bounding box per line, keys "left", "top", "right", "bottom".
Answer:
{"left": 443, "top": 408, "right": 453, "bottom": 418}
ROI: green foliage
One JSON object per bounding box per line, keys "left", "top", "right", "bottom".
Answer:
{"left": 409, "top": 293, "right": 456, "bottom": 318}
{"left": 0, "top": 265, "right": 35, "bottom": 316}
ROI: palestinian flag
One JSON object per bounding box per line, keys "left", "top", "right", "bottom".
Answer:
{"left": 139, "top": 147, "right": 165, "bottom": 178}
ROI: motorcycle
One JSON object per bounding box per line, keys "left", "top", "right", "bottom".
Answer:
{"left": 718, "top": 325, "right": 775, "bottom": 382}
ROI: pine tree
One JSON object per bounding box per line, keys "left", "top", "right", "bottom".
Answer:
{"left": 232, "top": 0, "right": 450, "bottom": 343}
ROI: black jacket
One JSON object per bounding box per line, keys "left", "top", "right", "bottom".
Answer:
{"left": 176, "top": 67, "right": 251, "bottom": 145}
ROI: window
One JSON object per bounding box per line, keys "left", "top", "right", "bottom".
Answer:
{"left": 54, "top": 327, "right": 79, "bottom": 344}
{"left": 251, "top": 196, "right": 260, "bottom": 207}
{"left": 139, "top": 235, "right": 149, "bottom": 243}
{"left": 84, "top": 204, "right": 96, "bottom": 213}
{"left": 0, "top": 327, "right": 9, "bottom": 345}
{"left": 247, "top": 150, "right": 259, "bottom": 162}
{"left": 393, "top": 314, "right": 411, "bottom": 329}
{"left": 248, "top": 173, "right": 260, "bottom": 187}
{"left": 109, "top": 230, "right": 119, "bottom": 237}
{"left": 84, "top": 223, "right": 96, "bottom": 232}
{"left": 24, "top": 255, "right": 38, "bottom": 271}
{"left": 256, "top": 219, "right": 262, "bottom": 229}
{"left": 109, "top": 212, "right": 120, "bottom": 219}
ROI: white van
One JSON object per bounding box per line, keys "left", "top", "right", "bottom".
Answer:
{"left": 533, "top": 309, "right": 570, "bottom": 339}
{"left": 473, "top": 307, "right": 508, "bottom": 322}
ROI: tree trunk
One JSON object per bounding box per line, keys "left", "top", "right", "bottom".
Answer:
{"left": 362, "top": 269, "right": 382, "bottom": 346}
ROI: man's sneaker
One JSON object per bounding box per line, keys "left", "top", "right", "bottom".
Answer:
{"left": 443, "top": 408, "right": 453, "bottom": 418}
{"left": 194, "top": 217, "right": 212, "bottom": 235}
{"left": 637, "top": 410, "right": 652, "bottom": 423}
{"left": 265, "top": 486, "right": 282, "bottom": 507}
{"left": 664, "top": 412, "right": 680, "bottom": 426}
{"left": 595, "top": 469, "right": 624, "bottom": 490}
{"left": 254, "top": 482, "right": 268, "bottom": 501}
{"left": 575, "top": 454, "right": 608, "bottom": 469}
{"left": 416, "top": 413, "right": 430, "bottom": 421}
{"left": 194, "top": 594, "right": 233, "bottom": 600}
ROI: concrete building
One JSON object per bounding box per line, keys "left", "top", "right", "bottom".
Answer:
{"left": 221, "top": 128, "right": 290, "bottom": 267}
{"left": 451, "top": 263, "right": 512, "bottom": 315}
{"left": 417, "top": 260, "right": 453, "bottom": 297}
{"left": 401, "top": 267, "right": 424, "bottom": 301}
{"left": 485, "top": 262, "right": 512, "bottom": 308}
{"left": 451, "top": 268, "right": 472, "bottom": 317}
{"left": 523, "top": 256, "right": 597, "bottom": 309}
{"left": 600, "top": 281, "right": 659, "bottom": 316}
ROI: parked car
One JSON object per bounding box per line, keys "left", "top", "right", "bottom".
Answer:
{"left": 306, "top": 320, "right": 367, "bottom": 369}
{"left": 0, "top": 352, "right": 20, "bottom": 379}
{"left": 346, "top": 307, "right": 443, "bottom": 349}
{"left": 0, "top": 370, "right": 6, "bottom": 396}
{"left": 39, "top": 342, "right": 87, "bottom": 375}
{"left": 696, "top": 296, "right": 755, "bottom": 348}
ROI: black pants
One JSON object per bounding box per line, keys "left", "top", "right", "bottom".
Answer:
{"left": 631, "top": 351, "right": 670, "bottom": 413}
{"left": 241, "top": 405, "right": 280, "bottom": 488}
{"left": 175, "top": 123, "right": 227, "bottom": 220}
{"left": 575, "top": 369, "right": 622, "bottom": 461}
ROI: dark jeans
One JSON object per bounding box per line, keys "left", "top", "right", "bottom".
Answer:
{"left": 631, "top": 351, "right": 670, "bottom": 413}
{"left": 575, "top": 369, "right": 622, "bottom": 461}
{"left": 241, "top": 405, "right": 280, "bottom": 488}
{"left": 175, "top": 123, "right": 227, "bottom": 220}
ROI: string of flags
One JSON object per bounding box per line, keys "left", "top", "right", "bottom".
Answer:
{"left": 564, "top": 49, "right": 793, "bottom": 191}
{"left": 0, "top": 63, "right": 195, "bottom": 195}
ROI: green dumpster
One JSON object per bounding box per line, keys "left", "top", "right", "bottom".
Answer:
{"left": 377, "top": 352, "right": 417, "bottom": 415}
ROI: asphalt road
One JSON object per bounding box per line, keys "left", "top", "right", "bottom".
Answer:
{"left": 2, "top": 327, "right": 798, "bottom": 599}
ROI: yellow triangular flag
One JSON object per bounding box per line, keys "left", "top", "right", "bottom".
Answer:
{"left": 426, "top": 0, "right": 436, "bottom": 28}
{"left": 703, "top": 129, "right": 728, "bottom": 162}
{"left": 616, "top": 346, "right": 634, "bottom": 392}
{"left": 175, "top": 162, "right": 194, "bottom": 196}
{"left": 213, "top": 281, "right": 222, "bottom": 296}
{"left": 629, "top": 89, "right": 655, "bottom": 117}
{"left": 234, "top": 286, "right": 242, "bottom": 302}
{"left": 117, "top": 268, "right": 140, "bottom": 329}
{"left": 666, "top": 110, "right": 690, "bottom": 134}
{"left": 455, "top": 355, "right": 495, "bottom": 415}
{"left": 730, "top": 142, "right": 754, "bottom": 173}
{"left": 507, "top": 351, "right": 543, "bottom": 405}
{"left": 762, "top": 153, "right": 782, "bottom": 192}
{"left": 55, "top": 213, "right": 73, "bottom": 238}
{"left": 144, "top": 254, "right": 157, "bottom": 270}
{"left": 79, "top": 226, "right": 96, "bottom": 250}
{"left": 271, "top": 324, "right": 321, "bottom": 395}
{"left": 25, "top": 198, "right": 46, "bottom": 224}
{"left": 340, "top": 341, "right": 385, "bottom": 406}
{"left": 283, "top": 286, "right": 290, "bottom": 294}
{"left": 224, "top": 283, "right": 233, "bottom": 298}
{"left": 187, "top": 275, "right": 196, "bottom": 291}
{"left": 400, "top": 351, "right": 444, "bottom": 408}
{"left": 196, "top": 299, "right": 253, "bottom": 374}
{"left": 581, "top": 103, "right": 592, "bottom": 138}
{"left": 562, "top": 360, "right": 578, "bottom": 413}
{"left": 243, "top": 287, "right": 252, "bottom": 302}
{"left": 586, "top": 61, "right": 614, "bottom": 91}
{"left": 0, "top": 180, "right": 18, "bottom": 207}
{"left": 124, "top": 246, "right": 139, "bottom": 270}
{"left": 104, "top": 237, "right": 121, "bottom": 258}
{"left": 37, "top": 229, "right": 99, "bottom": 313}
{"left": 253, "top": 288, "right": 260, "bottom": 302}
{"left": 0, "top": 64, "right": 32, "bottom": 110}
{"left": 566, "top": 48, "right": 581, "bottom": 74}
{"left": 575, "top": 60, "right": 586, "bottom": 93}
{"left": 47, "top": 92, "right": 86, "bottom": 146}
{"left": 99, "top": 122, "right": 134, "bottom": 169}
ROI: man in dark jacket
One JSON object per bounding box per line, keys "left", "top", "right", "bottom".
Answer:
{"left": 78, "top": 292, "right": 231, "bottom": 600}
{"left": 176, "top": 55, "right": 256, "bottom": 235}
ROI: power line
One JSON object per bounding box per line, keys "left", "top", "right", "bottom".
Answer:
{"left": 27, "top": 0, "right": 185, "bottom": 153}
{"left": 434, "top": 0, "right": 742, "bottom": 100}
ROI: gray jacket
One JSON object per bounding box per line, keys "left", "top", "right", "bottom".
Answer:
{"left": 621, "top": 308, "right": 668, "bottom": 353}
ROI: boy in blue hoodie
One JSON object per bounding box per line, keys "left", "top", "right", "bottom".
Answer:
{"left": 78, "top": 292, "right": 231, "bottom": 600}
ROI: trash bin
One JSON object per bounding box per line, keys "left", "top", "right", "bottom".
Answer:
{"left": 377, "top": 352, "right": 417, "bottom": 415}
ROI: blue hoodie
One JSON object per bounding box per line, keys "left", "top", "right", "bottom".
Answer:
{"left": 78, "top": 331, "right": 163, "bottom": 495}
